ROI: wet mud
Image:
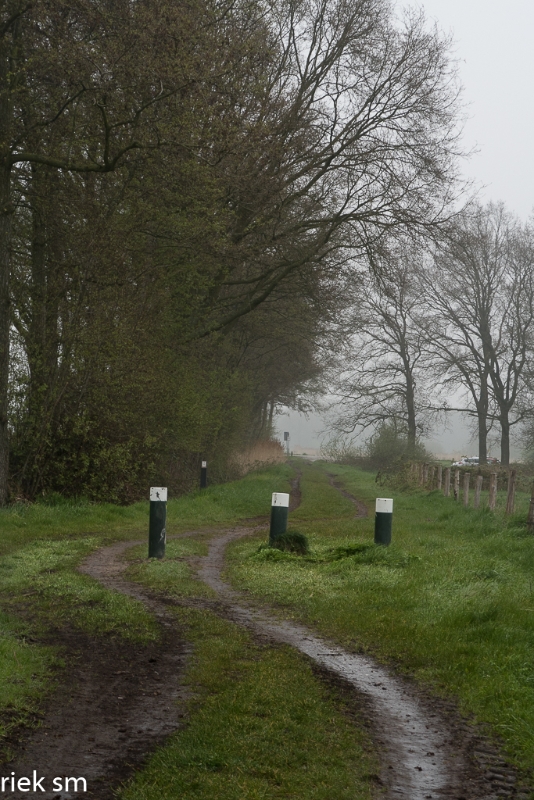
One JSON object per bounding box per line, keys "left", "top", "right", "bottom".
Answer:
{"left": 197, "top": 527, "right": 531, "bottom": 800}
{"left": 3, "top": 542, "right": 192, "bottom": 800}
{"left": 2, "top": 461, "right": 531, "bottom": 799}
{"left": 327, "top": 473, "right": 369, "bottom": 517}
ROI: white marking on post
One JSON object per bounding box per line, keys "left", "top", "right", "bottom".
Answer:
{"left": 375, "top": 498, "right": 393, "bottom": 514}
{"left": 150, "top": 487, "right": 168, "bottom": 502}
{"left": 272, "top": 492, "right": 290, "bottom": 507}
{"left": 202, "top": 461, "right": 207, "bottom": 468}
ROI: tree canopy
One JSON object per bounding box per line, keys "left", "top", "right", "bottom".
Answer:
{"left": 0, "top": 0, "right": 466, "bottom": 501}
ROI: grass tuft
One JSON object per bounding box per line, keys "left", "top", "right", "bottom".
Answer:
{"left": 271, "top": 530, "right": 310, "bottom": 555}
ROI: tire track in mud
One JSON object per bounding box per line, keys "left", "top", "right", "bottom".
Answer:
{"left": 197, "top": 528, "right": 521, "bottom": 800}
{"left": 4, "top": 465, "right": 531, "bottom": 799}
{"left": 327, "top": 472, "right": 368, "bottom": 517}
{"left": 4, "top": 539, "right": 194, "bottom": 800}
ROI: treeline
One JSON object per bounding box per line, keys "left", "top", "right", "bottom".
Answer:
{"left": 329, "top": 203, "right": 534, "bottom": 466}
{"left": 0, "top": 0, "right": 464, "bottom": 502}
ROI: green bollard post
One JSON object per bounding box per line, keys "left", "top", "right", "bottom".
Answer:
{"left": 269, "top": 492, "right": 290, "bottom": 544}
{"left": 148, "top": 487, "right": 167, "bottom": 559}
{"left": 374, "top": 498, "right": 393, "bottom": 546}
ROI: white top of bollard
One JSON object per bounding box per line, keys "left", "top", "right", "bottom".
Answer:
{"left": 150, "top": 487, "right": 168, "bottom": 502}
{"left": 202, "top": 461, "right": 207, "bottom": 468}
{"left": 375, "top": 498, "right": 393, "bottom": 514}
{"left": 272, "top": 492, "right": 290, "bottom": 508}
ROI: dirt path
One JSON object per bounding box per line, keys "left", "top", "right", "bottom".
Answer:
{"left": 3, "top": 467, "right": 530, "bottom": 799}
{"left": 327, "top": 472, "right": 368, "bottom": 517}
{"left": 5, "top": 540, "right": 193, "bottom": 800}
{"left": 196, "top": 528, "right": 528, "bottom": 800}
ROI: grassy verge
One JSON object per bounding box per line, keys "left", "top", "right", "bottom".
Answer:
{"left": 0, "top": 463, "right": 293, "bottom": 556}
{"left": 118, "top": 607, "right": 379, "bottom": 800}
{"left": 227, "top": 460, "right": 534, "bottom": 775}
{"left": 0, "top": 464, "right": 292, "bottom": 760}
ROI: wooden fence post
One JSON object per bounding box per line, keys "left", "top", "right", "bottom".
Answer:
{"left": 437, "top": 464, "right": 442, "bottom": 490}
{"left": 419, "top": 463, "right": 424, "bottom": 485}
{"left": 506, "top": 469, "right": 517, "bottom": 515}
{"left": 444, "top": 468, "right": 451, "bottom": 497}
{"left": 488, "top": 472, "right": 497, "bottom": 510}
{"left": 454, "top": 469, "right": 460, "bottom": 501}
{"left": 474, "top": 475, "right": 483, "bottom": 509}
{"left": 422, "top": 463, "right": 428, "bottom": 485}
{"left": 527, "top": 482, "right": 534, "bottom": 533}
{"left": 463, "top": 472, "right": 470, "bottom": 507}
{"left": 428, "top": 465, "right": 435, "bottom": 488}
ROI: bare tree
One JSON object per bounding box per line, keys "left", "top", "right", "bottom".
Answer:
{"left": 422, "top": 203, "right": 534, "bottom": 465}
{"left": 330, "top": 242, "right": 433, "bottom": 456}
{"left": 192, "top": 0, "right": 467, "bottom": 339}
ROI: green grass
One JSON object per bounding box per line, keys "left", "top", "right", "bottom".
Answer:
{"left": 0, "top": 538, "right": 159, "bottom": 641}
{"left": 0, "top": 463, "right": 292, "bottom": 762}
{"left": 126, "top": 538, "right": 214, "bottom": 598}
{"left": 6, "top": 457, "right": 534, "bottom": 792}
{"left": 119, "top": 607, "right": 378, "bottom": 800}
{"left": 0, "top": 463, "right": 292, "bottom": 556}
{"left": 227, "top": 460, "right": 534, "bottom": 774}
{"left": 0, "top": 610, "right": 56, "bottom": 758}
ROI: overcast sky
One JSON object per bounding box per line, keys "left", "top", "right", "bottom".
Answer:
{"left": 278, "top": 1, "right": 533, "bottom": 455}
{"left": 400, "top": 0, "right": 534, "bottom": 221}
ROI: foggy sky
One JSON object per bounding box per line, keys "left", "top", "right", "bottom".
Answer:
{"left": 278, "top": 1, "right": 533, "bottom": 456}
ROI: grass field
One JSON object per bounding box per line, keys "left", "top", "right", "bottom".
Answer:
{"left": 3, "top": 458, "right": 534, "bottom": 793}
{"left": 0, "top": 465, "right": 293, "bottom": 758}
{"left": 118, "top": 607, "right": 378, "bottom": 800}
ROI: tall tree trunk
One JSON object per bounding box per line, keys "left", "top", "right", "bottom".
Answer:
{"left": 0, "top": 6, "right": 23, "bottom": 504}
{"left": 500, "top": 415, "right": 510, "bottom": 466}
{"left": 405, "top": 371, "right": 417, "bottom": 457}
{"left": 477, "top": 411, "right": 488, "bottom": 464}
{"left": 0, "top": 22, "right": 13, "bottom": 503}
{"left": 0, "top": 166, "right": 11, "bottom": 504}
{"left": 477, "top": 379, "right": 489, "bottom": 464}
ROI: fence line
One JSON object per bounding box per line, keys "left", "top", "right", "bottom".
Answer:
{"left": 405, "top": 462, "right": 529, "bottom": 528}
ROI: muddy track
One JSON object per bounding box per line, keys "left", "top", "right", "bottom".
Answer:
{"left": 289, "top": 467, "right": 302, "bottom": 511}
{"left": 196, "top": 528, "right": 530, "bottom": 800}
{"left": 327, "top": 472, "right": 369, "bottom": 517}
{"left": 4, "top": 540, "right": 194, "bottom": 800}
{"left": 3, "top": 462, "right": 531, "bottom": 799}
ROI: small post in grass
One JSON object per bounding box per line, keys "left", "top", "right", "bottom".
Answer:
{"left": 437, "top": 464, "right": 443, "bottom": 490}
{"left": 474, "top": 475, "right": 483, "bottom": 509}
{"left": 269, "top": 492, "right": 290, "bottom": 545}
{"left": 506, "top": 469, "right": 516, "bottom": 515}
{"left": 375, "top": 498, "right": 393, "bottom": 546}
{"left": 489, "top": 472, "right": 497, "bottom": 510}
{"left": 422, "top": 463, "right": 428, "bottom": 485}
{"left": 428, "top": 465, "right": 435, "bottom": 488}
{"left": 463, "top": 472, "right": 470, "bottom": 507}
{"left": 444, "top": 467, "right": 451, "bottom": 497}
{"left": 148, "top": 487, "right": 167, "bottom": 559}
{"left": 454, "top": 469, "right": 460, "bottom": 501}
{"left": 200, "top": 460, "right": 207, "bottom": 489}
{"left": 527, "top": 482, "right": 534, "bottom": 533}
